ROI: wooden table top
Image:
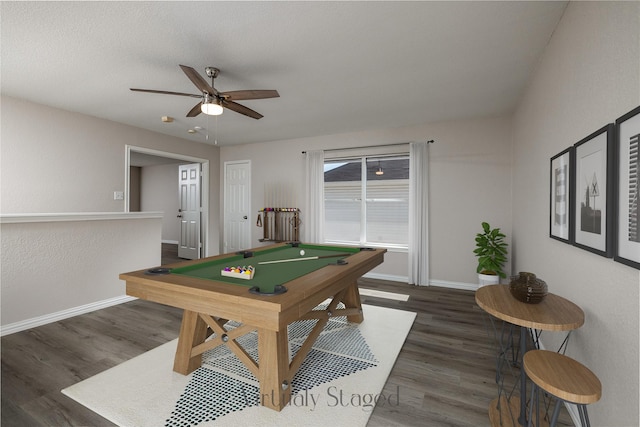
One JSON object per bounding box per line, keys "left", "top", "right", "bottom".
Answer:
{"left": 475, "top": 285, "right": 584, "bottom": 331}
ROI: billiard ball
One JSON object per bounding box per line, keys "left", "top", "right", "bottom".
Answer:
{"left": 300, "top": 250, "right": 305, "bottom": 256}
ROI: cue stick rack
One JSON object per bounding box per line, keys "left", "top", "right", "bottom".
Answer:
{"left": 257, "top": 208, "right": 301, "bottom": 242}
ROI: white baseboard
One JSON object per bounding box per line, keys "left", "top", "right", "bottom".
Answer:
{"left": 1, "top": 295, "right": 137, "bottom": 336}
{"left": 428, "top": 279, "right": 478, "bottom": 291}
{"left": 362, "top": 272, "right": 409, "bottom": 283}
{"left": 363, "top": 274, "right": 479, "bottom": 291}
{"left": 162, "top": 240, "right": 179, "bottom": 245}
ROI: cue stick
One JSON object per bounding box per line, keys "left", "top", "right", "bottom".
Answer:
{"left": 257, "top": 253, "right": 352, "bottom": 265}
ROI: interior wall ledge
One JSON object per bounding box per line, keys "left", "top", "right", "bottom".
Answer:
{"left": 0, "top": 211, "right": 164, "bottom": 224}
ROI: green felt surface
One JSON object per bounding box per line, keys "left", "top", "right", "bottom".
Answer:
{"left": 170, "top": 244, "right": 360, "bottom": 294}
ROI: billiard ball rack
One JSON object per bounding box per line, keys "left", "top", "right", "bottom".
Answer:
{"left": 257, "top": 207, "right": 301, "bottom": 243}
{"left": 221, "top": 265, "right": 255, "bottom": 280}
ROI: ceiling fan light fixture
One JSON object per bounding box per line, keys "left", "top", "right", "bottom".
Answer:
{"left": 375, "top": 167, "right": 384, "bottom": 176}
{"left": 201, "top": 101, "right": 223, "bottom": 116}
{"left": 201, "top": 93, "right": 223, "bottom": 116}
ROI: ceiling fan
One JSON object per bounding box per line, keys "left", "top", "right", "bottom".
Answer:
{"left": 130, "top": 65, "right": 279, "bottom": 119}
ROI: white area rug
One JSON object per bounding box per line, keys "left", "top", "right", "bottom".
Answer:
{"left": 359, "top": 288, "right": 410, "bottom": 301}
{"left": 63, "top": 304, "right": 416, "bottom": 427}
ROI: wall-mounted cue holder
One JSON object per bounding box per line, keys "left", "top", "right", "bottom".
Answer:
{"left": 257, "top": 208, "right": 301, "bottom": 242}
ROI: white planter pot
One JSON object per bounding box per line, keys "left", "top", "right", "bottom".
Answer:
{"left": 478, "top": 273, "right": 500, "bottom": 288}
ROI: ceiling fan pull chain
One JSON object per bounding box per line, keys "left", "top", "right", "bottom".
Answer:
{"left": 206, "top": 112, "right": 209, "bottom": 141}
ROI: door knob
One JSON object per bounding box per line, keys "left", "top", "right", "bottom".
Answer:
{"left": 177, "top": 215, "right": 183, "bottom": 218}
{"left": 243, "top": 216, "right": 248, "bottom": 220}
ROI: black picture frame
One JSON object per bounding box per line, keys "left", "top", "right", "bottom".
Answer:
{"left": 550, "top": 147, "right": 574, "bottom": 243}
{"left": 613, "top": 105, "right": 640, "bottom": 269}
{"left": 572, "top": 123, "right": 614, "bottom": 257}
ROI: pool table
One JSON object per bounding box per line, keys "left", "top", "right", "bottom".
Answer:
{"left": 119, "top": 242, "right": 385, "bottom": 411}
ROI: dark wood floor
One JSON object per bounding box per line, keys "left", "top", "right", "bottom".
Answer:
{"left": 161, "top": 242, "right": 184, "bottom": 265}
{"left": 1, "top": 245, "right": 571, "bottom": 426}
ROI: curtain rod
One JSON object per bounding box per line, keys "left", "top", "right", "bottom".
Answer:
{"left": 301, "top": 140, "right": 433, "bottom": 154}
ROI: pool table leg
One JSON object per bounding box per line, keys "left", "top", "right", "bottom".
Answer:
{"left": 173, "top": 310, "right": 208, "bottom": 375}
{"left": 258, "top": 328, "right": 292, "bottom": 411}
{"left": 343, "top": 281, "right": 364, "bottom": 323}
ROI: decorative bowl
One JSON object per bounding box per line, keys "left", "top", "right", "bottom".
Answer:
{"left": 509, "top": 272, "right": 548, "bottom": 304}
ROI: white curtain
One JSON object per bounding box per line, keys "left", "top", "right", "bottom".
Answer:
{"left": 408, "top": 141, "right": 430, "bottom": 285}
{"left": 304, "top": 150, "right": 325, "bottom": 243}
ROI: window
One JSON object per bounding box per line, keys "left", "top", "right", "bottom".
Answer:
{"left": 324, "top": 155, "right": 409, "bottom": 248}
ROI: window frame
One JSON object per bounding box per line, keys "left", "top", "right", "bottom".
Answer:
{"left": 323, "top": 153, "right": 409, "bottom": 250}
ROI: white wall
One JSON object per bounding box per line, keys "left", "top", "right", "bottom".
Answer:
{"left": 0, "top": 96, "right": 222, "bottom": 330}
{"left": 0, "top": 95, "right": 220, "bottom": 250}
{"left": 512, "top": 2, "right": 639, "bottom": 424}
{"left": 220, "top": 115, "right": 513, "bottom": 284}
{"left": 1, "top": 214, "right": 162, "bottom": 331}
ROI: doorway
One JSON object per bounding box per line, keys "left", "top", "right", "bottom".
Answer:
{"left": 125, "top": 145, "right": 209, "bottom": 258}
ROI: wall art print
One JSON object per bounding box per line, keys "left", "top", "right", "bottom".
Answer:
{"left": 550, "top": 147, "right": 574, "bottom": 243}
{"left": 573, "top": 124, "right": 614, "bottom": 257}
{"left": 614, "top": 105, "right": 640, "bottom": 269}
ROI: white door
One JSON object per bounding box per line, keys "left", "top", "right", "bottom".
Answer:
{"left": 224, "top": 161, "right": 251, "bottom": 253}
{"left": 178, "top": 163, "right": 201, "bottom": 259}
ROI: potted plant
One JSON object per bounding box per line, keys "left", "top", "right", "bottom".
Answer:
{"left": 474, "top": 221, "right": 508, "bottom": 287}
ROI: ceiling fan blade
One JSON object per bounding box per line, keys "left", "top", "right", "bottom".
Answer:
{"left": 186, "top": 102, "right": 202, "bottom": 117}
{"left": 130, "top": 88, "right": 203, "bottom": 98}
{"left": 179, "top": 64, "right": 217, "bottom": 95}
{"left": 220, "top": 90, "right": 280, "bottom": 101}
{"left": 222, "top": 100, "right": 263, "bottom": 119}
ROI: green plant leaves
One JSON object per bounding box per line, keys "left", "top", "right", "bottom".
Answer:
{"left": 474, "top": 222, "right": 508, "bottom": 278}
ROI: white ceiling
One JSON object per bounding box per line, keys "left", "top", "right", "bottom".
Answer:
{"left": 1, "top": 1, "right": 567, "bottom": 147}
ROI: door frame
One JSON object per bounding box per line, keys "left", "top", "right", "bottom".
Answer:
{"left": 125, "top": 145, "right": 210, "bottom": 257}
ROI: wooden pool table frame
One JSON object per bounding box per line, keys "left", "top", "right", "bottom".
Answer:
{"left": 120, "top": 243, "right": 385, "bottom": 411}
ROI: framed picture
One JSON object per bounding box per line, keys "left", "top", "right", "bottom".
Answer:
{"left": 550, "top": 147, "right": 574, "bottom": 243}
{"left": 614, "top": 105, "right": 640, "bottom": 269}
{"left": 573, "top": 124, "right": 614, "bottom": 257}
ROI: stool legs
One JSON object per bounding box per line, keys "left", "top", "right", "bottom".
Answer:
{"left": 578, "top": 404, "right": 591, "bottom": 427}
{"left": 528, "top": 388, "right": 593, "bottom": 427}
{"left": 549, "top": 399, "right": 562, "bottom": 426}
{"left": 527, "top": 382, "right": 539, "bottom": 427}
{"left": 523, "top": 350, "right": 601, "bottom": 427}
{"left": 528, "top": 382, "right": 593, "bottom": 427}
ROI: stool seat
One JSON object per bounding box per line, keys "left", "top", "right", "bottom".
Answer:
{"left": 523, "top": 350, "right": 601, "bottom": 405}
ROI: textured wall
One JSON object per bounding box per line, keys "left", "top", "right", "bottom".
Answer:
{"left": 0, "top": 97, "right": 223, "bottom": 329}
{"left": 0, "top": 96, "right": 220, "bottom": 249}
{"left": 1, "top": 216, "right": 161, "bottom": 326}
{"left": 512, "top": 2, "right": 640, "bottom": 424}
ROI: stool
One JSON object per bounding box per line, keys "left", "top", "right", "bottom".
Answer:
{"left": 523, "top": 350, "right": 601, "bottom": 427}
